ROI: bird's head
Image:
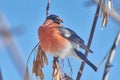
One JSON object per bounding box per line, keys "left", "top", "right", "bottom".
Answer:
{"left": 46, "top": 14, "right": 63, "bottom": 24}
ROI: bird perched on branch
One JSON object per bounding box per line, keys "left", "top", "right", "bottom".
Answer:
{"left": 38, "top": 14, "right": 98, "bottom": 71}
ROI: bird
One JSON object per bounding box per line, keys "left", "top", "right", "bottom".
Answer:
{"left": 38, "top": 14, "right": 98, "bottom": 71}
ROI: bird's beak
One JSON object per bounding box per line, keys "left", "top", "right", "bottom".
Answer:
{"left": 57, "top": 17, "right": 63, "bottom": 23}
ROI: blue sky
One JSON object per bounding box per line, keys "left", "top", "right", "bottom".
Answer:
{"left": 0, "top": 0, "right": 120, "bottom": 80}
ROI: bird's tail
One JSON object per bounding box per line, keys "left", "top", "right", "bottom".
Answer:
{"left": 74, "top": 49, "right": 98, "bottom": 71}
{"left": 85, "top": 59, "right": 98, "bottom": 71}
{"left": 80, "top": 44, "right": 93, "bottom": 53}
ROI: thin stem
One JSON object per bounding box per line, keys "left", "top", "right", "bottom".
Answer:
{"left": 76, "top": 0, "right": 102, "bottom": 80}
{"left": 46, "top": 0, "right": 50, "bottom": 16}
{"left": 102, "top": 32, "right": 120, "bottom": 80}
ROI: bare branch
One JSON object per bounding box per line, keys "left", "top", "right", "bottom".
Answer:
{"left": 52, "top": 57, "right": 73, "bottom": 80}
{"left": 46, "top": 0, "right": 50, "bottom": 16}
{"left": 24, "top": 65, "right": 30, "bottom": 80}
{"left": 102, "top": 32, "right": 120, "bottom": 80}
{"left": 0, "top": 12, "right": 25, "bottom": 77}
{"left": 0, "top": 68, "right": 3, "bottom": 80}
{"left": 76, "top": 0, "right": 102, "bottom": 79}
{"left": 52, "top": 57, "right": 60, "bottom": 80}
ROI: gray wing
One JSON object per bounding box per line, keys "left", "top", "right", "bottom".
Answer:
{"left": 57, "top": 26, "right": 93, "bottom": 53}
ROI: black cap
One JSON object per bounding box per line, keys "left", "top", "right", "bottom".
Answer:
{"left": 46, "top": 14, "right": 63, "bottom": 24}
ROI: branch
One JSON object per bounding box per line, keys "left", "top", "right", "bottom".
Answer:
{"left": 52, "top": 57, "right": 73, "bottom": 80}
{"left": 94, "top": 0, "right": 120, "bottom": 24}
{"left": 0, "top": 12, "right": 25, "bottom": 78}
{"left": 0, "top": 68, "right": 3, "bottom": 80}
{"left": 76, "top": 0, "right": 102, "bottom": 80}
{"left": 46, "top": 0, "right": 50, "bottom": 16}
{"left": 102, "top": 32, "right": 120, "bottom": 80}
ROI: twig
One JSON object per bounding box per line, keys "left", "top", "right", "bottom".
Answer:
{"left": 24, "top": 65, "right": 29, "bottom": 80}
{"left": 46, "top": 0, "right": 50, "bottom": 16}
{"left": 52, "top": 57, "right": 60, "bottom": 80}
{"left": 27, "top": 42, "right": 40, "bottom": 64}
{"left": 52, "top": 57, "right": 73, "bottom": 80}
{"left": 102, "top": 32, "right": 120, "bottom": 80}
{"left": 0, "top": 68, "right": 3, "bottom": 80}
{"left": 97, "top": 51, "right": 109, "bottom": 68}
{"left": 76, "top": 0, "right": 102, "bottom": 80}
{"left": 0, "top": 12, "right": 25, "bottom": 78}
{"left": 67, "top": 58, "right": 73, "bottom": 76}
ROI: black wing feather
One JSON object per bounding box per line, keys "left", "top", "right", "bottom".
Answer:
{"left": 58, "top": 27, "right": 84, "bottom": 43}
{"left": 57, "top": 26, "right": 93, "bottom": 53}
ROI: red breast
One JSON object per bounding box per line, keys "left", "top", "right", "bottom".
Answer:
{"left": 38, "top": 24, "right": 69, "bottom": 54}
